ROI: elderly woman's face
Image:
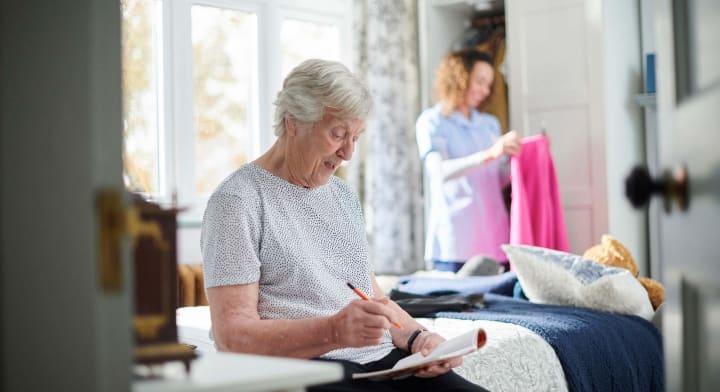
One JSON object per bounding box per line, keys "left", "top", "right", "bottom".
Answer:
{"left": 289, "top": 112, "right": 364, "bottom": 188}
{"left": 465, "top": 61, "right": 494, "bottom": 108}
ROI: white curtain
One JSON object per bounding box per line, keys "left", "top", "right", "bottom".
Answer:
{"left": 349, "top": 0, "right": 424, "bottom": 274}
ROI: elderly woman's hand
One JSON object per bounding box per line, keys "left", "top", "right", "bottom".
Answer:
{"left": 330, "top": 299, "right": 397, "bottom": 348}
{"left": 409, "top": 331, "right": 463, "bottom": 378}
{"left": 489, "top": 130, "right": 522, "bottom": 159}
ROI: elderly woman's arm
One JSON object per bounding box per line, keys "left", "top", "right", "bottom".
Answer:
{"left": 207, "top": 282, "right": 397, "bottom": 359}
{"left": 425, "top": 130, "right": 521, "bottom": 181}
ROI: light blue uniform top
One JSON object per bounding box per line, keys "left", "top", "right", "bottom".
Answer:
{"left": 416, "top": 105, "right": 510, "bottom": 262}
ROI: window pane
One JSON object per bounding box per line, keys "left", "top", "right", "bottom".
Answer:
{"left": 192, "top": 6, "right": 257, "bottom": 195}
{"left": 121, "top": 0, "right": 162, "bottom": 194}
{"left": 281, "top": 18, "right": 341, "bottom": 78}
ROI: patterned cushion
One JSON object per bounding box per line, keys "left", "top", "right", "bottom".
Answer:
{"left": 501, "top": 245, "right": 654, "bottom": 320}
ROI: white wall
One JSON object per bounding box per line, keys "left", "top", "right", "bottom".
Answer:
{"left": 603, "top": 0, "right": 648, "bottom": 274}
{"left": 640, "top": 0, "right": 656, "bottom": 72}
{"left": 179, "top": 225, "right": 203, "bottom": 264}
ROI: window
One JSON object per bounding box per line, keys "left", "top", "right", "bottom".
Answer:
{"left": 280, "top": 17, "right": 342, "bottom": 77}
{"left": 191, "top": 6, "right": 258, "bottom": 196}
{"left": 121, "top": 0, "right": 352, "bottom": 229}
{"left": 121, "top": 0, "right": 164, "bottom": 195}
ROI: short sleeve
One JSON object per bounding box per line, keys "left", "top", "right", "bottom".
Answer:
{"left": 200, "top": 191, "right": 262, "bottom": 288}
{"left": 415, "top": 108, "right": 447, "bottom": 160}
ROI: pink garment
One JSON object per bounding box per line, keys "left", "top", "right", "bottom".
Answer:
{"left": 509, "top": 134, "right": 569, "bottom": 252}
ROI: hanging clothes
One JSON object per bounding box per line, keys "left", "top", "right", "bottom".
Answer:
{"left": 509, "top": 135, "right": 569, "bottom": 253}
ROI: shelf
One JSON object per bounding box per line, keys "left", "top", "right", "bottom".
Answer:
{"left": 633, "top": 93, "right": 657, "bottom": 108}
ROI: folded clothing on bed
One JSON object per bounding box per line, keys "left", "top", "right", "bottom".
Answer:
{"left": 436, "top": 294, "right": 664, "bottom": 392}
{"left": 395, "top": 271, "right": 518, "bottom": 297}
{"left": 388, "top": 289, "right": 485, "bottom": 317}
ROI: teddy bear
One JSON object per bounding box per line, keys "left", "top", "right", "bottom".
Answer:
{"left": 583, "top": 234, "right": 665, "bottom": 310}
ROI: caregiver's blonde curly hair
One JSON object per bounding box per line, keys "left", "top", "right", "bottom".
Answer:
{"left": 434, "top": 49, "right": 494, "bottom": 116}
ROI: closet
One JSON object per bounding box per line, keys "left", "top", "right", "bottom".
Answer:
{"left": 418, "top": 0, "right": 650, "bottom": 277}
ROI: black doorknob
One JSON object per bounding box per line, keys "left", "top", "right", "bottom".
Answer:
{"left": 625, "top": 165, "right": 689, "bottom": 212}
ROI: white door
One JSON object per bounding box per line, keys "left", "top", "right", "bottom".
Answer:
{"left": 506, "top": 0, "right": 607, "bottom": 253}
{"left": 654, "top": 0, "right": 720, "bottom": 390}
{"left": 1, "top": 2, "right": 131, "bottom": 391}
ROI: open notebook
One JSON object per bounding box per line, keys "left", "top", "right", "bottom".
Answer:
{"left": 352, "top": 327, "right": 487, "bottom": 381}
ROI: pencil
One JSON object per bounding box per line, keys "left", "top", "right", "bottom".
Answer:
{"left": 346, "top": 281, "right": 403, "bottom": 329}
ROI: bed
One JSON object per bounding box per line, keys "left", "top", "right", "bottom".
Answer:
{"left": 176, "top": 266, "right": 664, "bottom": 391}
{"left": 177, "top": 304, "right": 569, "bottom": 391}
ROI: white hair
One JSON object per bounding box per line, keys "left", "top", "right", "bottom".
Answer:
{"left": 273, "top": 59, "right": 372, "bottom": 136}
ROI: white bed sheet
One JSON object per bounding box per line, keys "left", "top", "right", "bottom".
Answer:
{"left": 418, "top": 317, "right": 568, "bottom": 392}
{"left": 176, "top": 306, "right": 216, "bottom": 355}
{"left": 176, "top": 307, "right": 568, "bottom": 391}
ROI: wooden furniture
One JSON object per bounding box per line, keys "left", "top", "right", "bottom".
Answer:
{"left": 133, "top": 352, "right": 344, "bottom": 392}
{"left": 131, "top": 195, "right": 197, "bottom": 372}
{"left": 177, "top": 263, "right": 208, "bottom": 307}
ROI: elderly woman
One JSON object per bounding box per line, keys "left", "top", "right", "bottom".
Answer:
{"left": 416, "top": 49, "right": 522, "bottom": 273}
{"left": 201, "top": 59, "right": 488, "bottom": 392}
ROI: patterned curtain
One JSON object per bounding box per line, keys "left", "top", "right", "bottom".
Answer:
{"left": 348, "top": 0, "right": 424, "bottom": 274}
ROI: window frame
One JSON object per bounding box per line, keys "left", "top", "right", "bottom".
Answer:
{"left": 154, "top": 0, "right": 353, "bottom": 224}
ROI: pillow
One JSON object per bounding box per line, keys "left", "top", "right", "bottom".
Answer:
{"left": 456, "top": 255, "right": 503, "bottom": 277}
{"left": 501, "top": 244, "right": 654, "bottom": 320}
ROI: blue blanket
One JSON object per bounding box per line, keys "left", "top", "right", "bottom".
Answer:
{"left": 436, "top": 294, "right": 664, "bottom": 392}
{"left": 396, "top": 272, "right": 519, "bottom": 297}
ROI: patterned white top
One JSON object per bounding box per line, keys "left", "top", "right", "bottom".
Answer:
{"left": 201, "top": 163, "right": 394, "bottom": 363}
